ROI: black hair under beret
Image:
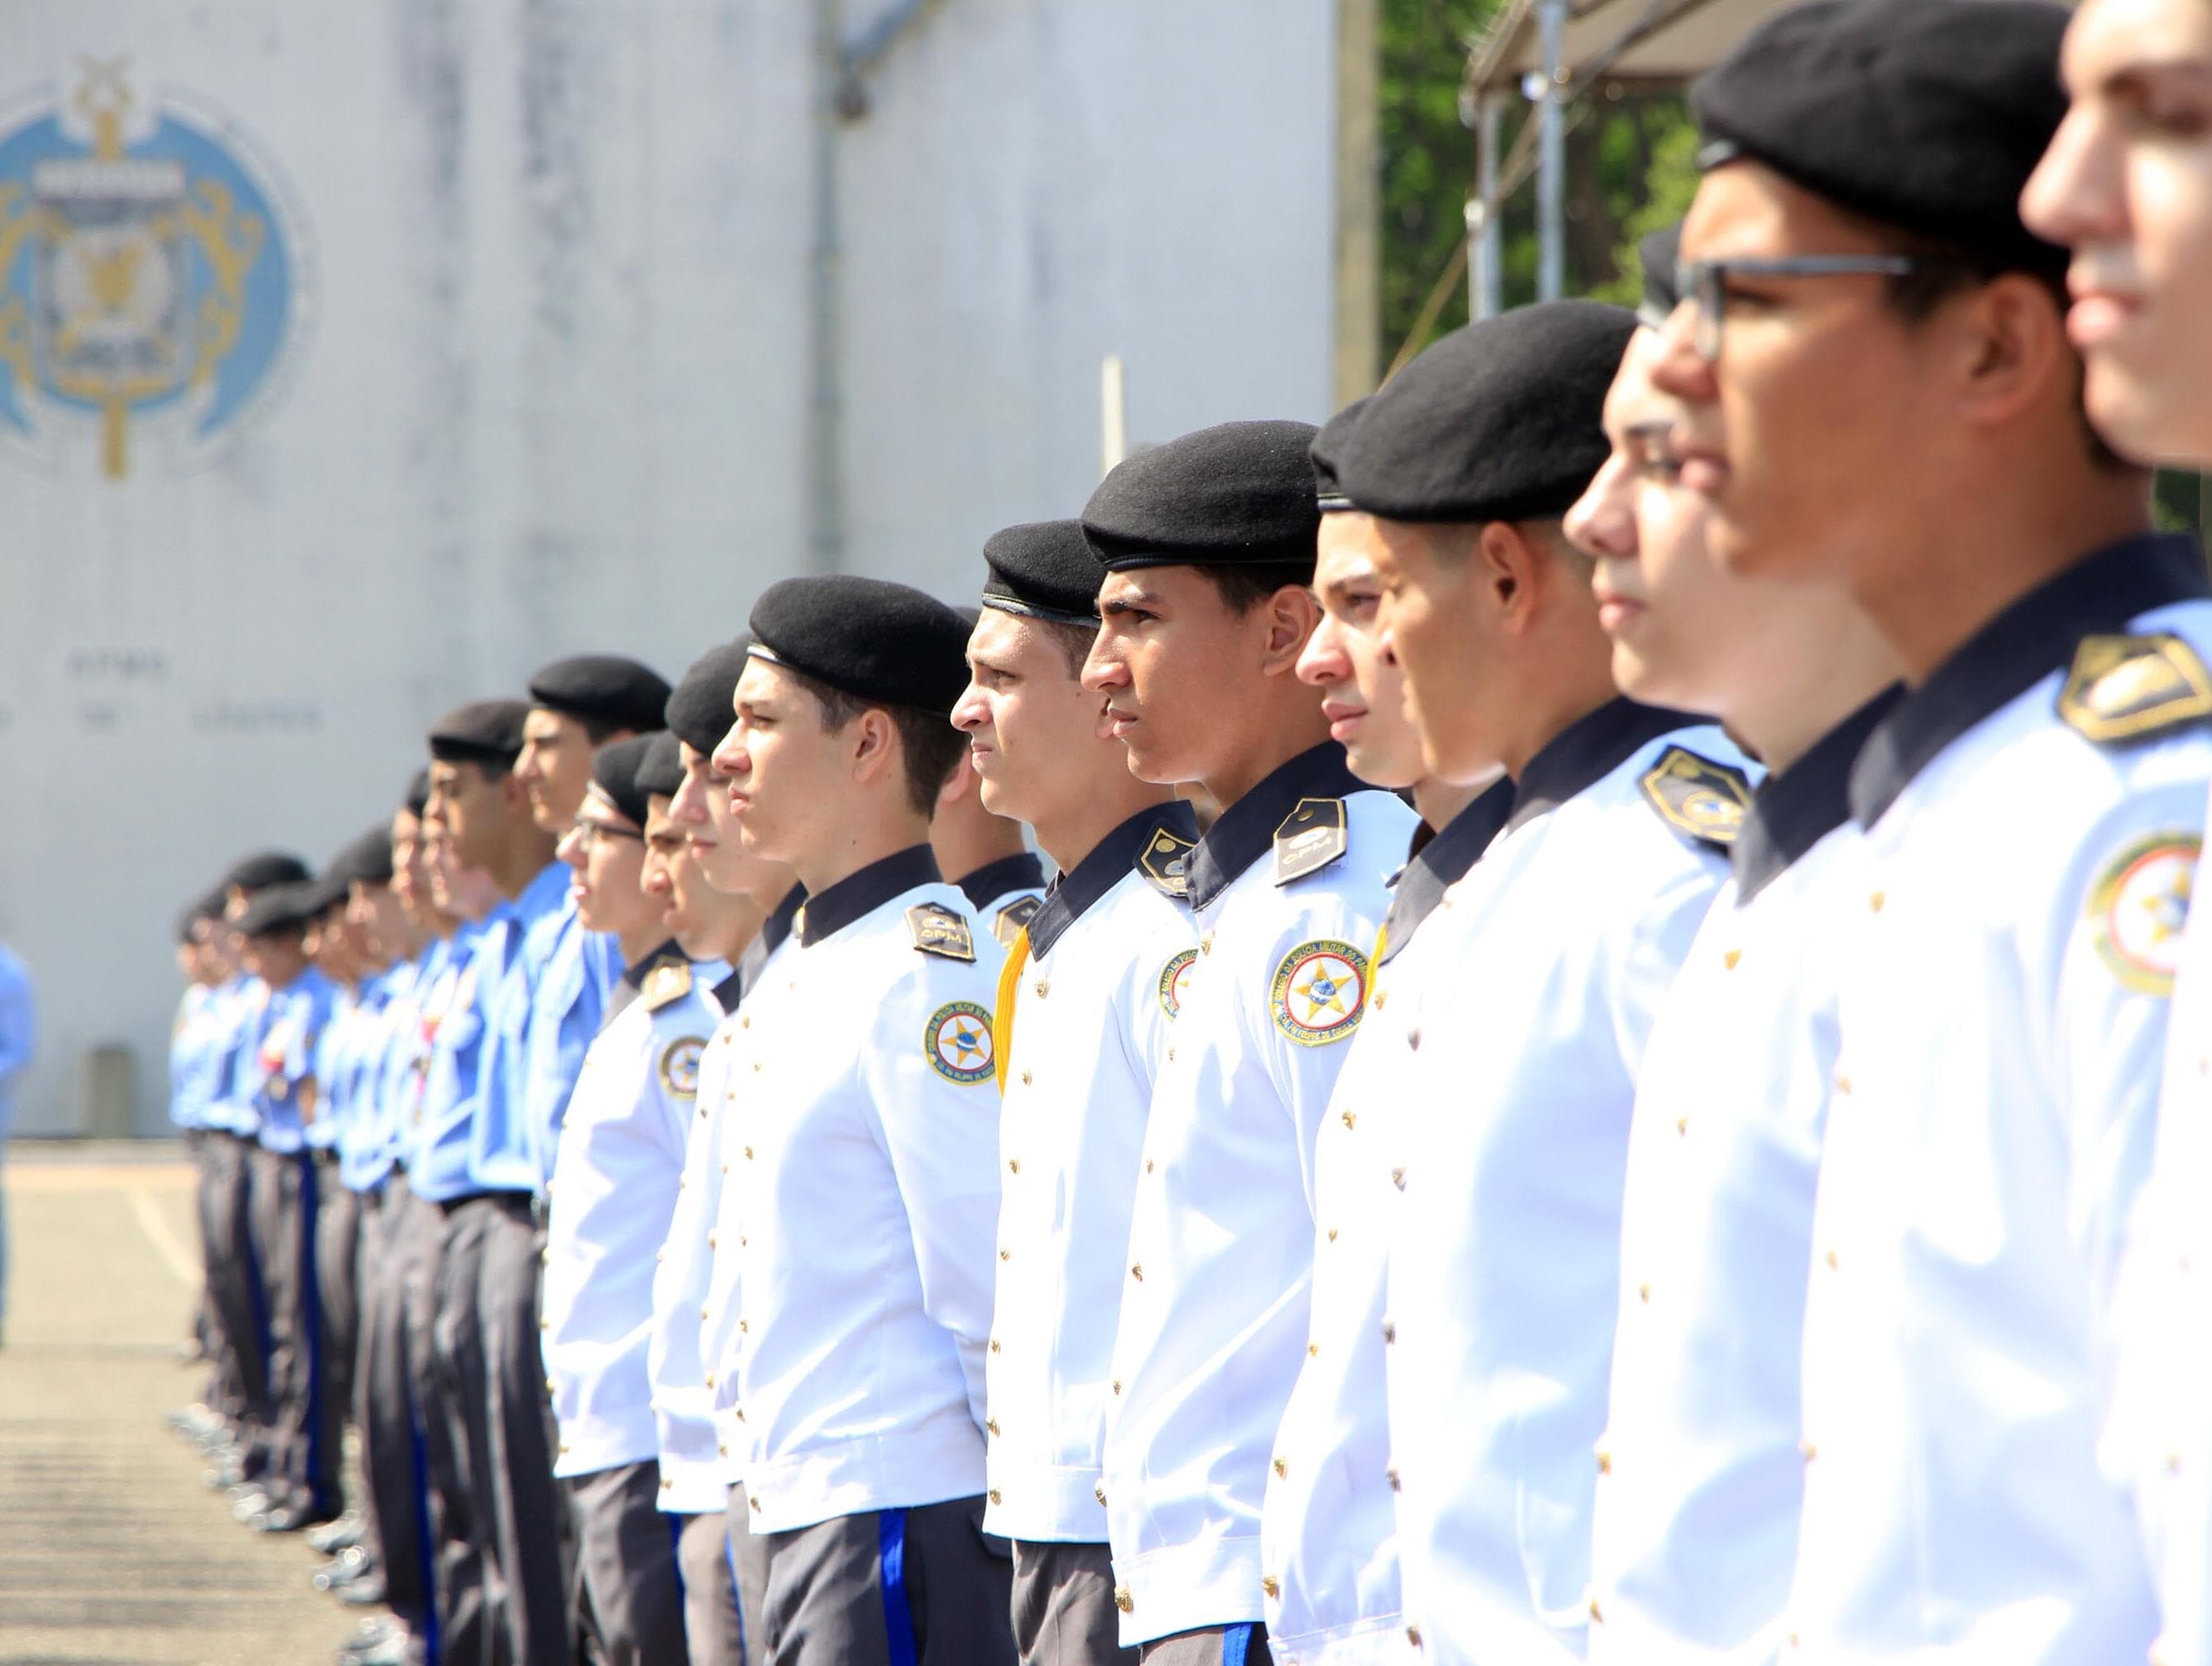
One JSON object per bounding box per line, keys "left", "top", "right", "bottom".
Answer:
{"left": 328, "top": 826, "right": 397, "bottom": 890}
{"left": 223, "top": 850, "right": 312, "bottom": 895}
{"left": 1331, "top": 300, "right": 1636, "bottom": 523}
{"left": 427, "top": 699, "right": 530, "bottom": 768}
{"left": 527, "top": 654, "right": 672, "bottom": 734}
{"left": 587, "top": 733, "right": 660, "bottom": 830}
{"left": 747, "top": 575, "right": 973, "bottom": 717}
{"left": 404, "top": 768, "right": 432, "bottom": 819}
{"left": 981, "top": 520, "right": 1103, "bottom": 626}
{"left": 635, "top": 731, "right": 687, "bottom": 802}
{"left": 665, "top": 641, "right": 750, "bottom": 757}
{"left": 1311, "top": 397, "right": 1372, "bottom": 514}
{"left": 1082, "top": 419, "right": 1322, "bottom": 576}
{"left": 1691, "top": 0, "right": 2070, "bottom": 276}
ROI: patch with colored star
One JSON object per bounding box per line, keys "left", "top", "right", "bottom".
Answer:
{"left": 659, "top": 1036, "right": 707, "bottom": 1099}
{"left": 926, "top": 1000, "right": 996, "bottom": 1085}
{"left": 1156, "top": 947, "right": 1198, "bottom": 1020}
{"left": 2087, "top": 831, "right": 2200, "bottom": 996}
{"left": 1268, "top": 938, "right": 1371, "bottom": 1047}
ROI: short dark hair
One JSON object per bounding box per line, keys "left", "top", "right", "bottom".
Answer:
{"left": 786, "top": 665, "right": 966, "bottom": 818}
{"left": 574, "top": 712, "right": 632, "bottom": 745}
{"left": 1194, "top": 561, "right": 1315, "bottom": 615}
{"left": 1035, "top": 618, "right": 1097, "bottom": 679}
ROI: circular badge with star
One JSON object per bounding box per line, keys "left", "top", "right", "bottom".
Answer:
{"left": 927, "top": 1000, "right": 996, "bottom": 1085}
{"left": 2088, "top": 831, "right": 2200, "bottom": 996}
{"left": 1156, "top": 947, "right": 1198, "bottom": 1020}
{"left": 1269, "top": 939, "right": 1371, "bottom": 1046}
{"left": 659, "top": 1036, "right": 707, "bottom": 1099}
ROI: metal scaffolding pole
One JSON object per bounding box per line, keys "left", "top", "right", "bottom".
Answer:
{"left": 1470, "top": 90, "right": 1505, "bottom": 319}
{"left": 1535, "top": 0, "right": 1566, "bottom": 302}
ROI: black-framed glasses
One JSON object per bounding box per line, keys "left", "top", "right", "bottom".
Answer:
{"left": 568, "top": 817, "right": 643, "bottom": 853}
{"left": 1674, "top": 255, "right": 1940, "bottom": 362}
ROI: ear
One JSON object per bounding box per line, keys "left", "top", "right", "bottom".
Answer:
{"left": 498, "top": 769, "right": 532, "bottom": 812}
{"left": 937, "top": 748, "right": 978, "bottom": 810}
{"left": 1475, "top": 521, "right": 1547, "bottom": 636}
{"left": 1256, "top": 583, "right": 1323, "bottom": 678}
{"left": 1950, "top": 272, "right": 2070, "bottom": 432}
{"left": 848, "top": 706, "right": 899, "bottom": 787}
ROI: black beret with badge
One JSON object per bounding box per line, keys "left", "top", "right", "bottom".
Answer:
{"left": 665, "top": 640, "right": 751, "bottom": 756}
{"left": 1331, "top": 299, "right": 1637, "bottom": 523}
{"left": 981, "top": 520, "right": 1104, "bottom": 626}
{"left": 224, "top": 850, "right": 312, "bottom": 895}
{"left": 527, "top": 654, "right": 673, "bottom": 735}
{"left": 748, "top": 575, "right": 974, "bottom": 717}
{"left": 635, "top": 730, "right": 688, "bottom": 802}
{"left": 1310, "top": 397, "right": 1371, "bottom": 514}
{"left": 234, "top": 880, "right": 319, "bottom": 939}
{"left": 587, "top": 733, "right": 660, "bottom": 830}
{"left": 1691, "top": 0, "right": 2071, "bottom": 276}
{"left": 1082, "top": 419, "right": 1323, "bottom": 576}
{"left": 427, "top": 699, "right": 530, "bottom": 768}
{"left": 328, "top": 826, "right": 397, "bottom": 890}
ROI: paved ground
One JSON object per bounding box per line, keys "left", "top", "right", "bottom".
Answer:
{"left": 0, "top": 1140, "right": 362, "bottom": 1665}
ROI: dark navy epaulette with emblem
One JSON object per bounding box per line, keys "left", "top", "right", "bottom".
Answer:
{"left": 906, "top": 901, "right": 976, "bottom": 962}
{"left": 1138, "top": 826, "right": 1196, "bottom": 898}
{"left": 1275, "top": 796, "right": 1349, "bottom": 885}
{"left": 2058, "top": 632, "right": 2212, "bottom": 746}
{"left": 641, "top": 960, "right": 694, "bottom": 1013}
{"left": 1639, "top": 746, "right": 1753, "bottom": 850}
{"left": 993, "top": 895, "right": 1042, "bottom": 948}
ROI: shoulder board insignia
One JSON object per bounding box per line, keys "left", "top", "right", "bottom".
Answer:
{"left": 641, "top": 960, "right": 693, "bottom": 1013}
{"left": 906, "top": 902, "right": 976, "bottom": 962}
{"left": 1137, "top": 827, "right": 1196, "bottom": 898}
{"left": 993, "top": 894, "right": 1042, "bottom": 948}
{"left": 2059, "top": 633, "right": 2212, "bottom": 746}
{"left": 1274, "top": 797, "right": 1348, "bottom": 885}
{"left": 1640, "top": 746, "right": 1753, "bottom": 849}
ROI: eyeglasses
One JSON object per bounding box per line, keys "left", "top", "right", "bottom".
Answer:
{"left": 1674, "top": 255, "right": 1950, "bottom": 362}
{"left": 568, "top": 818, "right": 643, "bottom": 852}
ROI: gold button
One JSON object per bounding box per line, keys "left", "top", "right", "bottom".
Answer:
{"left": 706, "top": 1372, "right": 717, "bottom": 1387}
{"left": 1341, "top": 1110, "right": 1356, "bottom": 1130}
{"left": 1000, "top": 1248, "right": 1011, "bottom": 1261}
{"left": 1261, "top": 1575, "right": 1281, "bottom": 1599}
{"left": 1590, "top": 1597, "right": 1604, "bottom": 1623}
{"left": 1675, "top": 1115, "right": 1690, "bottom": 1136}
{"left": 986, "top": 1418, "right": 1001, "bottom": 1435}
{"left": 539, "top": 1318, "right": 549, "bottom": 1332}
{"left": 1130, "top": 1263, "right": 1143, "bottom": 1281}
{"left": 1146, "top": 1159, "right": 1154, "bottom": 1174}
{"left": 699, "top": 1104, "right": 708, "bottom": 1119}
{"left": 1166, "top": 1047, "right": 1176, "bottom": 1062}
{"left": 1200, "top": 937, "right": 1213, "bottom": 955}
{"left": 750, "top": 1495, "right": 761, "bottom": 1512}
{"left": 718, "top": 1443, "right": 729, "bottom": 1458}
{"left": 1307, "top": 1342, "right": 1319, "bottom": 1357}
{"left": 656, "top": 1249, "right": 667, "bottom": 1263}
{"left": 1375, "top": 989, "right": 1388, "bottom": 1009}
{"left": 1326, "top": 1227, "right": 1337, "bottom": 1242}
{"left": 1824, "top": 1249, "right": 1839, "bottom": 1271}
{"left": 741, "top": 1015, "right": 750, "bottom": 1029}
{"left": 1381, "top": 1320, "right": 1396, "bottom": 1344}
{"left": 1111, "top": 1379, "right": 1121, "bottom": 1395}
{"left": 1271, "top": 1456, "right": 1286, "bottom": 1479}
{"left": 1021, "top": 1070, "right": 1032, "bottom": 1086}
{"left": 1406, "top": 1028, "right": 1421, "bottom": 1050}
{"left": 1799, "top": 1438, "right": 1817, "bottom": 1463}
{"left": 1637, "top": 1283, "right": 1650, "bottom": 1304}
{"left": 1390, "top": 1167, "right": 1406, "bottom": 1190}
{"left": 1008, "top": 1159, "right": 1020, "bottom": 1175}
{"left": 702, "top": 1304, "right": 711, "bottom": 1321}
{"left": 1094, "top": 1483, "right": 1107, "bottom": 1505}
{"left": 1033, "top": 979, "right": 1050, "bottom": 998}
{"left": 660, "top": 1477, "right": 673, "bottom": 1491}
{"left": 1114, "top": 1587, "right": 1133, "bottom": 1614}
{"left": 1724, "top": 947, "right": 1742, "bottom": 970}
{"left": 1406, "top": 1626, "right": 1422, "bottom": 1647}
{"left": 544, "top": 1376, "right": 555, "bottom": 1392}
{"left": 1386, "top": 1465, "right": 1401, "bottom": 1492}
{"left": 1595, "top": 1448, "right": 1612, "bottom": 1474}
{"left": 744, "top": 1145, "right": 754, "bottom": 1159}
{"left": 1832, "top": 1072, "right": 1850, "bottom": 1095}
{"left": 737, "top": 1320, "right": 747, "bottom": 1334}
{"left": 1869, "top": 890, "right": 1885, "bottom": 914}
{"left": 988, "top": 1488, "right": 1002, "bottom": 1504}
{"left": 558, "top": 1442, "right": 571, "bottom": 1456}
{"left": 752, "top": 1061, "right": 761, "bottom": 1072}
{"left": 990, "top": 1339, "right": 1001, "bottom": 1354}
{"left": 708, "top": 1231, "right": 718, "bottom": 1249}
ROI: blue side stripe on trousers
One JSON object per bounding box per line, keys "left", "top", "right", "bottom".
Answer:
{"left": 877, "top": 1508, "right": 917, "bottom": 1666}
{"left": 1221, "top": 1623, "right": 1255, "bottom": 1666}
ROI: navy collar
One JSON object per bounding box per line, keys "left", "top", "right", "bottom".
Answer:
{"left": 724, "top": 881, "right": 806, "bottom": 1007}
{"left": 621, "top": 938, "right": 687, "bottom": 990}
{"left": 797, "top": 846, "right": 941, "bottom": 947}
{"left": 1733, "top": 688, "right": 1900, "bottom": 902}
{"left": 1379, "top": 779, "right": 1515, "bottom": 964}
{"left": 956, "top": 850, "right": 1047, "bottom": 911}
{"left": 1187, "top": 741, "right": 1368, "bottom": 910}
{"left": 1850, "top": 533, "right": 2209, "bottom": 829}
{"left": 1505, "top": 698, "right": 1704, "bottom": 834}
{"left": 1026, "top": 802, "right": 1201, "bottom": 959}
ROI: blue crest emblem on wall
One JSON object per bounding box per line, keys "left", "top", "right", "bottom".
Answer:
{"left": 0, "top": 59, "right": 303, "bottom": 478}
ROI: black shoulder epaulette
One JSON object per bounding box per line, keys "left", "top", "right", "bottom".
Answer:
{"left": 1639, "top": 746, "right": 1753, "bottom": 850}
{"left": 1137, "top": 826, "right": 1196, "bottom": 898}
{"left": 906, "top": 901, "right": 976, "bottom": 962}
{"left": 641, "top": 960, "right": 693, "bottom": 1013}
{"left": 2059, "top": 632, "right": 2212, "bottom": 746}
{"left": 993, "top": 895, "right": 1041, "bottom": 947}
{"left": 1274, "top": 796, "right": 1348, "bottom": 885}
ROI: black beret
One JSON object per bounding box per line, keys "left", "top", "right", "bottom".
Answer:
{"left": 527, "top": 654, "right": 672, "bottom": 734}
{"left": 1311, "top": 397, "right": 1372, "bottom": 514}
{"left": 302, "top": 872, "right": 352, "bottom": 921}
{"left": 747, "top": 575, "right": 972, "bottom": 716}
{"left": 428, "top": 699, "right": 529, "bottom": 767}
{"left": 981, "top": 521, "right": 1102, "bottom": 626}
{"left": 1332, "top": 301, "right": 1637, "bottom": 523}
{"left": 404, "top": 768, "right": 432, "bottom": 818}
{"left": 235, "top": 880, "right": 317, "bottom": 939}
{"left": 1692, "top": 0, "right": 2070, "bottom": 276}
{"left": 636, "top": 731, "right": 687, "bottom": 801}
{"left": 587, "top": 733, "right": 659, "bottom": 830}
{"left": 224, "top": 850, "right": 312, "bottom": 895}
{"left": 1082, "top": 419, "right": 1322, "bottom": 576}
{"left": 1637, "top": 222, "right": 1683, "bottom": 324}
{"left": 665, "top": 641, "right": 749, "bottom": 756}
{"left": 328, "top": 826, "right": 397, "bottom": 890}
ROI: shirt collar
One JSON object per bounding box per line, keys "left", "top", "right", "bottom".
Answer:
{"left": 955, "top": 850, "right": 1046, "bottom": 910}
{"left": 1733, "top": 686, "right": 1900, "bottom": 902}
{"left": 1187, "top": 741, "right": 1368, "bottom": 910}
{"left": 796, "top": 845, "right": 941, "bottom": 946}
{"left": 727, "top": 882, "right": 806, "bottom": 1006}
{"left": 1026, "top": 801, "right": 1201, "bottom": 959}
{"left": 1505, "top": 697, "right": 1704, "bottom": 834}
{"left": 621, "top": 938, "right": 687, "bottom": 990}
{"left": 1849, "top": 533, "right": 2209, "bottom": 828}
{"left": 1379, "top": 779, "right": 1516, "bottom": 964}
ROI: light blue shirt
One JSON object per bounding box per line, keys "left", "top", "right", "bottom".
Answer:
{"left": 169, "top": 984, "right": 224, "bottom": 1132}
{"left": 0, "top": 944, "right": 32, "bottom": 1140}
{"left": 411, "top": 914, "right": 513, "bottom": 1204}
{"left": 254, "top": 968, "right": 337, "bottom": 1156}
{"left": 467, "top": 863, "right": 582, "bottom": 1195}
{"left": 201, "top": 975, "right": 271, "bottom": 1139}
{"left": 338, "top": 960, "right": 417, "bottom": 1192}
{"left": 520, "top": 900, "right": 623, "bottom": 1190}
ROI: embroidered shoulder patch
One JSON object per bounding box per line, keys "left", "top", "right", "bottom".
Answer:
{"left": 1640, "top": 746, "right": 1753, "bottom": 848}
{"left": 1139, "top": 826, "right": 1197, "bottom": 898}
{"left": 906, "top": 903, "right": 976, "bottom": 962}
{"left": 993, "top": 895, "right": 1041, "bottom": 948}
{"left": 658, "top": 1035, "right": 707, "bottom": 1098}
{"left": 1274, "top": 797, "right": 1349, "bottom": 885}
{"left": 1268, "top": 938, "right": 1371, "bottom": 1046}
{"left": 926, "top": 1000, "right": 995, "bottom": 1085}
{"left": 642, "top": 960, "right": 693, "bottom": 1012}
{"left": 2059, "top": 634, "right": 2212, "bottom": 746}
{"left": 1156, "top": 946, "right": 1198, "bottom": 1020}
{"left": 2088, "top": 831, "right": 2200, "bottom": 996}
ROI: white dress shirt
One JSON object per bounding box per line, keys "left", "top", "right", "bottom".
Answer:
{"left": 1101, "top": 742, "right": 1419, "bottom": 1647}
{"left": 1260, "top": 781, "right": 1515, "bottom": 1666}
{"left": 985, "top": 804, "right": 1199, "bottom": 1545}
{"left": 1585, "top": 692, "right": 1895, "bottom": 1665}
{"left": 1785, "top": 541, "right": 2212, "bottom": 1663}
{"left": 717, "top": 846, "right": 1006, "bottom": 1534}
{"left": 1384, "top": 703, "right": 1751, "bottom": 1666}
{"left": 541, "top": 953, "right": 724, "bottom": 1481}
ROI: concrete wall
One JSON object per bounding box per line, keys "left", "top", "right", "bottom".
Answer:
{"left": 0, "top": 0, "right": 1341, "bottom": 1135}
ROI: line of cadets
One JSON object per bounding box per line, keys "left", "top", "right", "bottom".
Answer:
{"left": 158, "top": 2, "right": 2212, "bottom": 1662}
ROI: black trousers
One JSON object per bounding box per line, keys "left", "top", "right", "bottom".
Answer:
{"left": 247, "top": 1142, "right": 342, "bottom": 1517}
{"left": 413, "top": 1187, "right": 495, "bottom": 1665}
{"left": 569, "top": 1459, "right": 689, "bottom": 1666}
{"left": 757, "top": 1495, "right": 1016, "bottom": 1666}
{"left": 314, "top": 1153, "right": 364, "bottom": 1449}
{"left": 360, "top": 1174, "right": 437, "bottom": 1647}
{"left": 202, "top": 1131, "right": 271, "bottom": 1472}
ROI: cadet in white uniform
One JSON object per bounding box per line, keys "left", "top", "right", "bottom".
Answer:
{"left": 707, "top": 576, "right": 1017, "bottom": 1666}
{"left": 1076, "top": 420, "right": 1419, "bottom": 1664}
{"left": 1313, "top": 302, "right": 1752, "bottom": 1666}
{"left": 1565, "top": 238, "right": 1904, "bottom": 1664}
{"left": 1258, "top": 392, "right": 1519, "bottom": 1666}
{"left": 1661, "top": 6, "right": 2212, "bottom": 1658}
{"left": 950, "top": 519, "right": 1198, "bottom": 1665}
